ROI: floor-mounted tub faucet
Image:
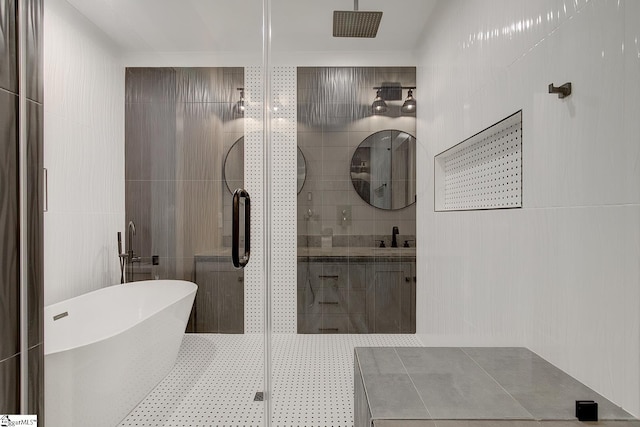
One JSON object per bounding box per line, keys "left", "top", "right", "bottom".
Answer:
{"left": 125, "top": 220, "right": 141, "bottom": 282}
{"left": 128, "top": 220, "right": 136, "bottom": 260}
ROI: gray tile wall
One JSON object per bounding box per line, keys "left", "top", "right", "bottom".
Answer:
{"left": 26, "top": 0, "right": 44, "bottom": 419}
{"left": 125, "top": 67, "right": 244, "bottom": 332}
{"left": 25, "top": 0, "right": 42, "bottom": 103}
{"left": 27, "top": 100, "right": 43, "bottom": 349}
{"left": 0, "top": 354, "right": 19, "bottom": 413}
{"left": 0, "top": 0, "right": 17, "bottom": 93}
{"left": 0, "top": 0, "right": 43, "bottom": 417}
{"left": 0, "top": 87, "right": 19, "bottom": 415}
{"left": 297, "top": 67, "right": 417, "bottom": 246}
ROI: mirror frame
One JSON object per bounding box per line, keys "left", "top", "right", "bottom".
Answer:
{"left": 224, "top": 137, "right": 307, "bottom": 194}
{"left": 349, "top": 129, "right": 417, "bottom": 211}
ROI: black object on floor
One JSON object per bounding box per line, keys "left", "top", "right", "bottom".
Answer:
{"left": 576, "top": 400, "right": 598, "bottom": 421}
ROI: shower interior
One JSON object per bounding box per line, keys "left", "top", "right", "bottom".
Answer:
{"left": 118, "top": 62, "right": 420, "bottom": 426}
{"left": 38, "top": 0, "right": 640, "bottom": 422}
{"left": 37, "top": 0, "right": 640, "bottom": 424}
{"left": 125, "top": 65, "right": 417, "bottom": 335}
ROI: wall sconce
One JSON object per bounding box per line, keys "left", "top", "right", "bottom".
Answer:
{"left": 401, "top": 88, "right": 416, "bottom": 113}
{"left": 372, "top": 86, "right": 416, "bottom": 115}
{"left": 371, "top": 89, "right": 388, "bottom": 114}
{"left": 236, "top": 88, "right": 245, "bottom": 115}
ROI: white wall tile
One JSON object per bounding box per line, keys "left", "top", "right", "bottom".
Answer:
{"left": 416, "top": 0, "right": 640, "bottom": 416}
{"left": 271, "top": 66, "right": 298, "bottom": 333}
{"left": 243, "top": 66, "right": 265, "bottom": 333}
{"left": 44, "top": 0, "right": 125, "bottom": 305}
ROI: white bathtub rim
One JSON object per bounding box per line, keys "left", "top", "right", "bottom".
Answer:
{"left": 45, "top": 292, "right": 194, "bottom": 356}
{"left": 45, "top": 280, "right": 197, "bottom": 356}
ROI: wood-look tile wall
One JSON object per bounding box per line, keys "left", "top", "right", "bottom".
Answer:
{"left": 125, "top": 68, "right": 244, "bottom": 332}
{"left": 0, "top": 0, "right": 44, "bottom": 419}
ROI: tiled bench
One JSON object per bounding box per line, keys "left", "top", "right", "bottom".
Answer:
{"left": 354, "top": 347, "right": 639, "bottom": 427}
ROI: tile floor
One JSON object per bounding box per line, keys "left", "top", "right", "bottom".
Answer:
{"left": 119, "top": 333, "right": 422, "bottom": 427}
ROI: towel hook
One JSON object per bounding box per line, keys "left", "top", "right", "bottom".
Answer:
{"left": 548, "top": 82, "right": 572, "bottom": 99}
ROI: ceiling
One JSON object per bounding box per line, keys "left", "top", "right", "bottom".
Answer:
{"left": 64, "top": 0, "right": 438, "bottom": 54}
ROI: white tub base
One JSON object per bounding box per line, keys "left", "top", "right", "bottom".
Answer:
{"left": 45, "top": 280, "right": 196, "bottom": 427}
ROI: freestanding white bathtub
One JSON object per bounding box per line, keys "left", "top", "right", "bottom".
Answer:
{"left": 45, "top": 280, "right": 197, "bottom": 427}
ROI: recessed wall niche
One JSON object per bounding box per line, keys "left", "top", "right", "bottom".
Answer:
{"left": 434, "top": 110, "right": 522, "bottom": 211}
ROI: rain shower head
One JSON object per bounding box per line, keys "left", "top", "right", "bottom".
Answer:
{"left": 333, "top": 0, "right": 382, "bottom": 38}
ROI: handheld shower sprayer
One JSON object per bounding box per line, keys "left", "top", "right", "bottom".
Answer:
{"left": 117, "top": 232, "right": 125, "bottom": 283}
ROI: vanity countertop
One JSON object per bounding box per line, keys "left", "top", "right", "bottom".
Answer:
{"left": 297, "top": 247, "right": 415, "bottom": 262}
{"left": 195, "top": 247, "right": 415, "bottom": 262}
{"left": 195, "top": 249, "right": 232, "bottom": 261}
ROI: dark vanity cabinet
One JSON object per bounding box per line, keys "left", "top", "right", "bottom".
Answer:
{"left": 297, "top": 259, "right": 416, "bottom": 334}
{"left": 297, "top": 262, "right": 368, "bottom": 334}
{"left": 193, "top": 256, "right": 244, "bottom": 333}
{"left": 367, "top": 262, "right": 416, "bottom": 333}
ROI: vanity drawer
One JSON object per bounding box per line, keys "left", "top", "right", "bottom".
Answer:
{"left": 307, "top": 262, "right": 367, "bottom": 289}
{"left": 298, "top": 314, "right": 322, "bottom": 333}
{"left": 317, "top": 288, "right": 347, "bottom": 314}
{"left": 320, "top": 315, "right": 350, "bottom": 333}
{"left": 297, "top": 314, "right": 351, "bottom": 333}
{"left": 309, "top": 264, "right": 349, "bottom": 288}
{"left": 298, "top": 287, "right": 348, "bottom": 314}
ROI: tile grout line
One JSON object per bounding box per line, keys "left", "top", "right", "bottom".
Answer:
{"left": 459, "top": 347, "right": 536, "bottom": 421}
{"left": 394, "top": 347, "right": 434, "bottom": 421}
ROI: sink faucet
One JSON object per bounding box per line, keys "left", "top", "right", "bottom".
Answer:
{"left": 391, "top": 226, "right": 399, "bottom": 248}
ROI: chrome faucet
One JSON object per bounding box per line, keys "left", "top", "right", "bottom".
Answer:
{"left": 391, "top": 226, "right": 399, "bottom": 248}
{"left": 128, "top": 220, "right": 136, "bottom": 260}
{"left": 125, "top": 221, "right": 141, "bottom": 282}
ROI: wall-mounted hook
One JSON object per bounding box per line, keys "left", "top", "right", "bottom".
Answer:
{"left": 548, "top": 82, "right": 572, "bottom": 99}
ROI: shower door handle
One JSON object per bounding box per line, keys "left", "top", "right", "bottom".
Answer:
{"left": 232, "top": 188, "right": 251, "bottom": 268}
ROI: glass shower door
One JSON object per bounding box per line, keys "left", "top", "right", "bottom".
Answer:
{"left": 267, "top": 2, "right": 424, "bottom": 425}
{"left": 43, "top": 1, "right": 271, "bottom": 426}
{"left": 45, "top": 0, "right": 426, "bottom": 425}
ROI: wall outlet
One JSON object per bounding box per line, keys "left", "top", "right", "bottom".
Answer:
{"left": 337, "top": 205, "right": 352, "bottom": 226}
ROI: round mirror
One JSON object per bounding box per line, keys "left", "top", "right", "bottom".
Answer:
{"left": 224, "top": 137, "right": 307, "bottom": 193}
{"left": 350, "top": 130, "right": 416, "bottom": 210}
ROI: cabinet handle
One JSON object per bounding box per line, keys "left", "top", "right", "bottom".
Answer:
{"left": 319, "top": 301, "right": 339, "bottom": 305}
{"left": 405, "top": 277, "right": 411, "bottom": 282}
{"left": 319, "top": 275, "right": 339, "bottom": 279}
{"left": 237, "top": 276, "right": 244, "bottom": 282}
{"left": 318, "top": 328, "right": 339, "bottom": 332}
